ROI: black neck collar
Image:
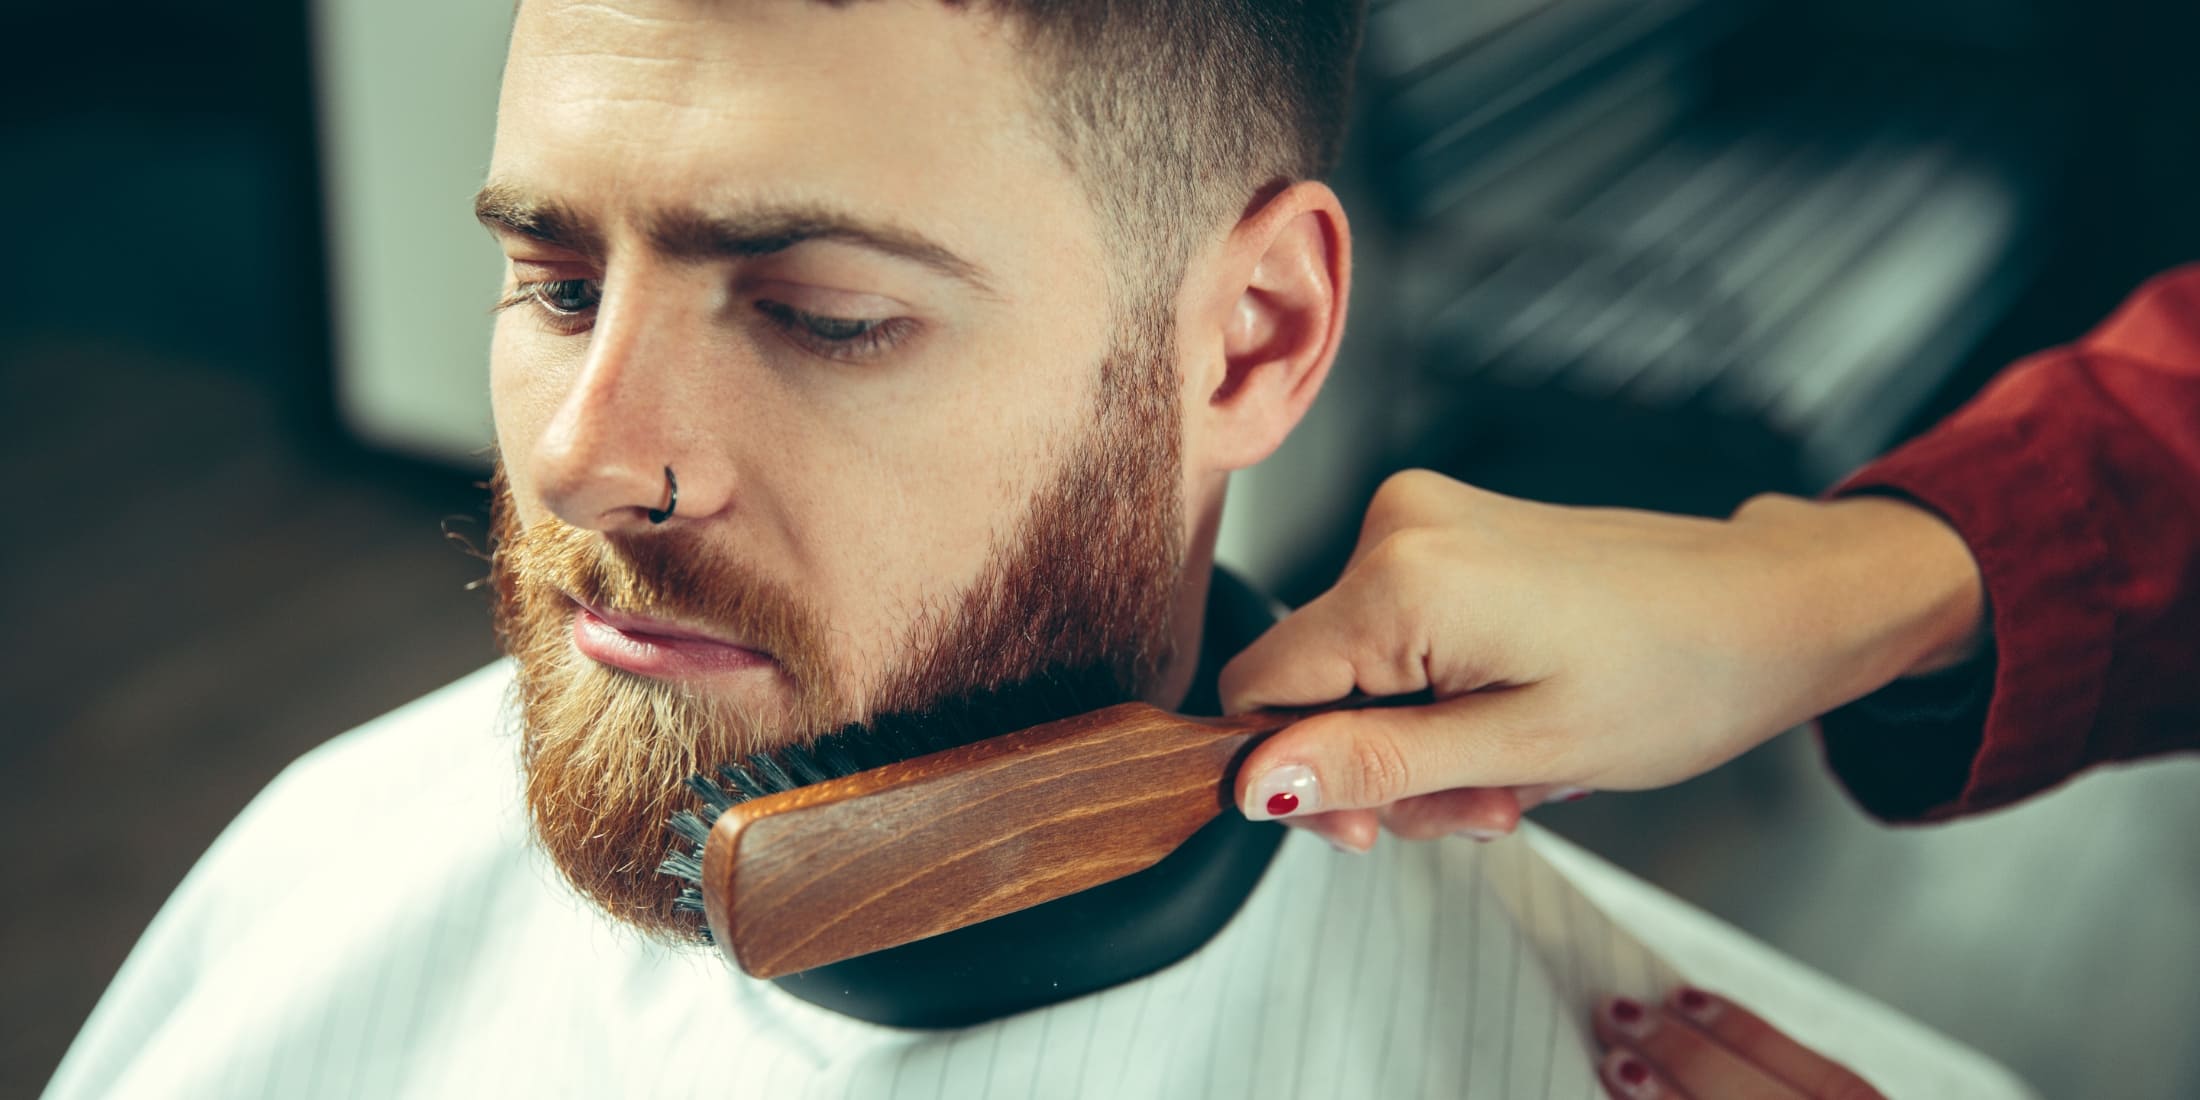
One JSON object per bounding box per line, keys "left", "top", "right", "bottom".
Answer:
{"left": 766, "top": 568, "right": 1285, "bottom": 1029}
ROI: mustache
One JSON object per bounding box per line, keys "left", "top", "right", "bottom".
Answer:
{"left": 493, "top": 512, "right": 835, "bottom": 695}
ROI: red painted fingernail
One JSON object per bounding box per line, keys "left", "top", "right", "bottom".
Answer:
{"left": 1674, "top": 986, "right": 1720, "bottom": 1023}
{"left": 1551, "top": 786, "right": 1592, "bottom": 803}
{"left": 1246, "top": 764, "right": 1319, "bottom": 819}
{"left": 1605, "top": 996, "right": 1655, "bottom": 1039}
{"left": 1605, "top": 1050, "right": 1660, "bottom": 1099}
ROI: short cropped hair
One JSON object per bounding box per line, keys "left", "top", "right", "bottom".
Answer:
{"left": 841, "top": 0, "right": 1368, "bottom": 299}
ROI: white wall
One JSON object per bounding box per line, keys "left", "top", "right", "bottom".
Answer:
{"left": 313, "top": 0, "right": 510, "bottom": 469}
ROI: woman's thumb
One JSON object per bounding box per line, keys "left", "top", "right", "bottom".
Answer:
{"left": 1233, "top": 693, "right": 1547, "bottom": 819}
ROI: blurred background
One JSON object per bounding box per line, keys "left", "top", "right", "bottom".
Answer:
{"left": 5, "top": 0, "right": 2197, "bottom": 1095}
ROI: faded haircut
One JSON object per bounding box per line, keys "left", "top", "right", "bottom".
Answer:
{"left": 834, "top": 0, "right": 1367, "bottom": 304}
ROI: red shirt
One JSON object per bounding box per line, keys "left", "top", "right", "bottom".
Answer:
{"left": 1820, "top": 264, "right": 2200, "bottom": 822}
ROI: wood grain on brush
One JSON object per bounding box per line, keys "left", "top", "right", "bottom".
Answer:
{"left": 700, "top": 701, "right": 1301, "bottom": 979}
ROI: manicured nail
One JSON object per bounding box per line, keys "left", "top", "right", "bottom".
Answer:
{"left": 1457, "top": 827, "right": 1507, "bottom": 843}
{"left": 1603, "top": 1050, "right": 1659, "bottom": 1098}
{"left": 1325, "top": 835, "right": 1365, "bottom": 855}
{"left": 1549, "top": 786, "right": 1592, "bottom": 804}
{"left": 1604, "top": 996, "right": 1656, "bottom": 1040}
{"left": 1247, "top": 764, "right": 1319, "bottom": 819}
{"left": 1672, "top": 986, "right": 1721, "bottom": 1025}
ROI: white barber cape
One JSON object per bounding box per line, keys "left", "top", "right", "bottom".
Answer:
{"left": 46, "top": 663, "right": 2031, "bottom": 1099}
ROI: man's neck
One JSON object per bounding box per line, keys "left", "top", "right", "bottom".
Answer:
{"left": 765, "top": 567, "right": 1286, "bottom": 1028}
{"left": 1144, "top": 544, "right": 1216, "bottom": 715}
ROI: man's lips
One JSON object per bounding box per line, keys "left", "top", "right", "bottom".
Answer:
{"left": 569, "top": 599, "right": 776, "bottom": 679}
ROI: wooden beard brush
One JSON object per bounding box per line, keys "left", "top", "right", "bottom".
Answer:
{"left": 656, "top": 674, "right": 1399, "bottom": 979}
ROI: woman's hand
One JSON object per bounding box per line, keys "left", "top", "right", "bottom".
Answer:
{"left": 1221, "top": 470, "right": 1984, "bottom": 850}
{"left": 1593, "top": 987, "right": 1885, "bottom": 1100}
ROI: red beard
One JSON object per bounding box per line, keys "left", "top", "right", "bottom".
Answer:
{"left": 489, "top": 310, "right": 1186, "bottom": 940}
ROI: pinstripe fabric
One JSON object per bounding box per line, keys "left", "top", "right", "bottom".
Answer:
{"left": 46, "top": 663, "right": 1616, "bottom": 1099}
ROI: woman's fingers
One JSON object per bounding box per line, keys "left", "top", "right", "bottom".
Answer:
{"left": 1217, "top": 555, "right": 1444, "bottom": 716}
{"left": 1595, "top": 996, "right": 1809, "bottom": 1100}
{"left": 1291, "top": 787, "right": 1541, "bottom": 849}
{"left": 1377, "top": 786, "right": 1524, "bottom": 840}
{"left": 1661, "top": 988, "right": 1887, "bottom": 1100}
{"left": 1282, "top": 808, "right": 1381, "bottom": 852}
{"left": 1595, "top": 992, "right": 1886, "bottom": 1100}
{"left": 1599, "top": 1046, "right": 1692, "bottom": 1100}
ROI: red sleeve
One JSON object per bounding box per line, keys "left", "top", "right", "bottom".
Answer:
{"left": 1816, "top": 264, "right": 2200, "bottom": 823}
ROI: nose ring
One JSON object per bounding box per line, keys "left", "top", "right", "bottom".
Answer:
{"left": 647, "top": 466, "right": 678, "bottom": 525}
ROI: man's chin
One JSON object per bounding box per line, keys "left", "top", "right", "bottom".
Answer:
{"left": 511, "top": 649, "right": 829, "bottom": 940}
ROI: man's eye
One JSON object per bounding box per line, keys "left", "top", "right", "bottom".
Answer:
{"left": 493, "top": 278, "right": 602, "bottom": 333}
{"left": 529, "top": 279, "right": 602, "bottom": 316}
{"left": 798, "top": 313, "right": 881, "bottom": 341}
{"left": 755, "top": 300, "right": 915, "bottom": 363}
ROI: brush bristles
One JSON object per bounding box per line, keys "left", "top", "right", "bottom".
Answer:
{"left": 654, "top": 667, "right": 1125, "bottom": 944}
{"left": 666, "top": 809, "right": 712, "bottom": 848}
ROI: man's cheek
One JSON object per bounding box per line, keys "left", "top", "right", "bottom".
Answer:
{"left": 488, "top": 322, "right": 589, "bottom": 441}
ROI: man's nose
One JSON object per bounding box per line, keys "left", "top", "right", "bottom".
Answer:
{"left": 530, "top": 292, "right": 726, "bottom": 533}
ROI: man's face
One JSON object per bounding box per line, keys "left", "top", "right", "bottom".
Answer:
{"left": 483, "top": 0, "right": 1191, "bottom": 936}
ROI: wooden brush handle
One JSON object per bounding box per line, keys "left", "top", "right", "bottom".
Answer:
{"left": 703, "top": 701, "right": 1325, "bottom": 978}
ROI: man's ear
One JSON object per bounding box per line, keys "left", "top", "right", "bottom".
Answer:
{"left": 1188, "top": 180, "right": 1350, "bottom": 473}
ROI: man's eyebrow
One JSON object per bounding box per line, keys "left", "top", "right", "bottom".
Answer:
{"left": 474, "top": 183, "right": 606, "bottom": 257}
{"left": 645, "top": 205, "right": 997, "bottom": 294}
{"left": 472, "top": 182, "right": 996, "bottom": 294}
